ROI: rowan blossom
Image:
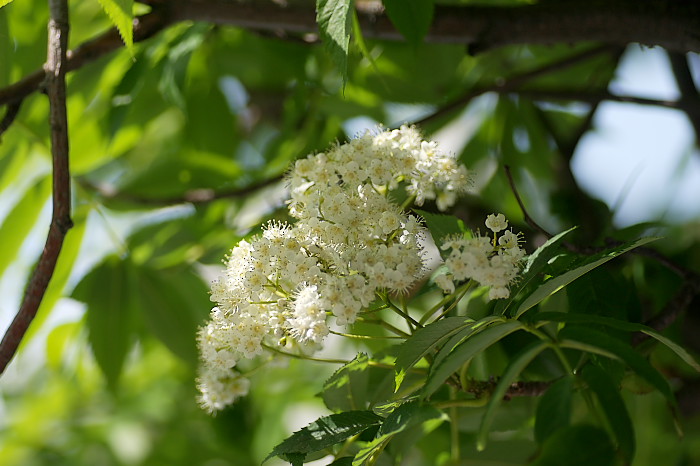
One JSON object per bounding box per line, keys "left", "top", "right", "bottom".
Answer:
{"left": 437, "top": 214, "right": 525, "bottom": 300}
{"left": 196, "top": 126, "right": 473, "bottom": 413}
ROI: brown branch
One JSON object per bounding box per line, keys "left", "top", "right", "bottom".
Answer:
{"left": 77, "top": 173, "right": 284, "bottom": 206}
{"left": 451, "top": 378, "right": 552, "bottom": 400}
{"left": 668, "top": 51, "right": 700, "bottom": 144}
{"left": 504, "top": 164, "right": 553, "bottom": 240}
{"left": 413, "top": 44, "right": 617, "bottom": 127}
{"left": 0, "top": 0, "right": 73, "bottom": 375}
{"left": 174, "top": 0, "right": 700, "bottom": 53}
{"left": 2, "top": 0, "right": 700, "bottom": 109}
{"left": 0, "top": 100, "right": 22, "bottom": 139}
{"left": 0, "top": 9, "right": 171, "bottom": 107}
{"left": 514, "top": 88, "right": 682, "bottom": 110}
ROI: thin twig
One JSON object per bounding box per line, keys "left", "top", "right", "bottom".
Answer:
{"left": 513, "top": 88, "right": 682, "bottom": 109}
{"left": 668, "top": 51, "right": 700, "bottom": 144}
{"left": 503, "top": 164, "right": 553, "bottom": 239}
{"left": 77, "top": 174, "right": 284, "bottom": 206}
{"left": 0, "top": 100, "right": 22, "bottom": 139}
{"left": 413, "top": 44, "right": 616, "bottom": 127}
{"left": 0, "top": 9, "right": 171, "bottom": 107}
{"left": 0, "top": 0, "right": 73, "bottom": 375}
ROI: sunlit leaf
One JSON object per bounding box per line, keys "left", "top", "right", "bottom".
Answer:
{"left": 423, "top": 320, "right": 524, "bottom": 397}
{"left": 98, "top": 0, "right": 134, "bottom": 53}
{"left": 322, "top": 353, "right": 371, "bottom": 412}
{"left": 394, "top": 316, "right": 472, "bottom": 391}
{"left": 316, "top": 0, "right": 354, "bottom": 82}
{"left": 353, "top": 401, "right": 445, "bottom": 466}
{"left": 0, "top": 176, "right": 51, "bottom": 279}
{"left": 265, "top": 410, "right": 383, "bottom": 463}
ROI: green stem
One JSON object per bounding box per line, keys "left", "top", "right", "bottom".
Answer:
{"left": 523, "top": 325, "right": 574, "bottom": 375}
{"left": 435, "top": 397, "right": 490, "bottom": 409}
{"left": 420, "top": 281, "right": 472, "bottom": 325}
{"left": 357, "top": 317, "right": 411, "bottom": 338}
{"left": 381, "top": 293, "right": 422, "bottom": 329}
{"left": 449, "top": 387, "right": 461, "bottom": 463}
{"left": 401, "top": 194, "right": 417, "bottom": 211}
{"left": 329, "top": 330, "right": 404, "bottom": 340}
{"left": 262, "top": 343, "right": 348, "bottom": 365}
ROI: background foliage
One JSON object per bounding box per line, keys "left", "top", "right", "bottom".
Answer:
{"left": 1, "top": 0, "right": 700, "bottom": 465}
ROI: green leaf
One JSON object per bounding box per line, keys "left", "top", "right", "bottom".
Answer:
{"left": 413, "top": 209, "right": 466, "bottom": 246}
{"left": 353, "top": 401, "right": 445, "bottom": 466}
{"left": 477, "top": 340, "right": 549, "bottom": 450}
{"left": 136, "top": 266, "right": 210, "bottom": 366}
{"left": 0, "top": 176, "right": 51, "bottom": 279}
{"left": 316, "top": 0, "right": 354, "bottom": 82}
{"left": 382, "top": 0, "right": 434, "bottom": 45}
{"left": 0, "top": 7, "right": 10, "bottom": 86}
{"left": 535, "top": 376, "right": 573, "bottom": 444}
{"left": 494, "top": 227, "right": 575, "bottom": 316}
{"left": 431, "top": 315, "right": 505, "bottom": 369}
{"left": 558, "top": 325, "right": 674, "bottom": 403}
{"left": 329, "top": 458, "right": 354, "bottom": 466}
{"left": 265, "top": 410, "right": 383, "bottom": 463}
{"left": 98, "top": 0, "right": 134, "bottom": 53}
{"left": 581, "top": 365, "right": 635, "bottom": 463}
{"left": 322, "top": 353, "right": 371, "bottom": 412}
{"left": 73, "top": 255, "right": 139, "bottom": 389}
{"left": 513, "top": 236, "right": 659, "bottom": 318}
{"left": 423, "top": 320, "right": 524, "bottom": 397}
{"left": 531, "top": 425, "right": 616, "bottom": 466}
{"left": 535, "top": 311, "right": 700, "bottom": 373}
{"left": 394, "top": 316, "right": 472, "bottom": 391}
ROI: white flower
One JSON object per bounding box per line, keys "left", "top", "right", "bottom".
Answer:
{"left": 485, "top": 213, "right": 508, "bottom": 233}
{"left": 435, "top": 273, "right": 455, "bottom": 294}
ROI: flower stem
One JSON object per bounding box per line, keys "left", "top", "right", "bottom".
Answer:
{"left": 261, "top": 343, "right": 348, "bottom": 364}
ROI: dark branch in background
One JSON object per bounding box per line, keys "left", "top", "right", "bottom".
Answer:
{"left": 668, "top": 51, "right": 700, "bottom": 144}
{"left": 175, "top": 0, "right": 700, "bottom": 52}
{"left": 0, "top": 0, "right": 72, "bottom": 375}
{"left": 503, "top": 165, "right": 553, "bottom": 239}
{"left": 413, "top": 44, "right": 618, "bottom": 127}
{"left": 0, "top": 100, "right": 22, "bottom": 139}
{"left": 1, "top": 1, "right": 697, "bottom": 131}
{"left": 77, "top": 174, "right": 284, "bottom": 206}
{"left": 0, "top": 9, "right": 170, "bottom": 107}
{"left": 515, "top": 89, "right": 681, "bottom": 110}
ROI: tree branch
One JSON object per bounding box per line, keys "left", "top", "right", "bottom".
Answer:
{"left": 668, "top": 51, "right": 700, "bottom": 144}
{"left": 77, "top": 173, "right": 284, "bottom": 206}
{"left": 0, "top": 9, "right": 171, "bottom": 108}
{"left": 0, "top": 0, "right": 73, "bottom": 375}
{"left": 174, "top": 0, "right": 700, "bottom": 53}
{"left": 1, "top": 0, "right": 700, "bottom": 112}
{"left": 413, "top": 44, "right": 618, "bottom": 127}
{"left": 514, "top": 88, "right": 682, "bottom": 110}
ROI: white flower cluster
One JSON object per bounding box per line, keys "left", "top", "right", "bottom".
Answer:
{"left": 436, "top": 213, "right": 525, "bottom": 300}
{"left": 197, "top": 126, "right": 470, "bottom": 413}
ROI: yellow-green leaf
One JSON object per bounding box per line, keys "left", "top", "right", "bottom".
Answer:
{"left": 98, "top": 0, "right": 134, "bottom": 53}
